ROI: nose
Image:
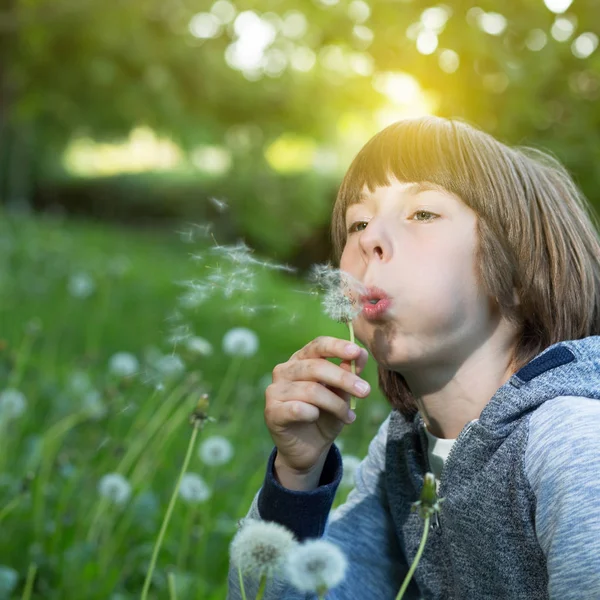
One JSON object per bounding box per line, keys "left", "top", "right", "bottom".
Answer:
{"left": 358, "top": 218, "right": 389, "bottom": 263}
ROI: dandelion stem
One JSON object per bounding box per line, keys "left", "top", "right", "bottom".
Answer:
{"left": 140, "top": 421, "right": 202, "bottom": 600}
{"left": 168, "top": 571, "right": 178, "bottom": 600}
{"left": 395, "top": 515, "right": 430, "bottom": 600}
{"left": 254, "top": 573, "right": 267, "bottom": 600}
{"left": 347, "top": 321, "right": 357, "bottom": 411}
{"left": 21, "top": 562, "right": 37, "bottom": 600}
{"left": 237, "top": 566, "right": 248, "bottom": 600}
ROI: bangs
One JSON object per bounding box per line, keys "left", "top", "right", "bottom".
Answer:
{"left": 331, "top": 116, "right": 484, "bottom": 261}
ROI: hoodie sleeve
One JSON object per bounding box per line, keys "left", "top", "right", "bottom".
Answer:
{"left": 227, "top": 414, "right": 420, "bottom": 600}
{"left": 525, "top": 396, "right": 600, "bottom": 600}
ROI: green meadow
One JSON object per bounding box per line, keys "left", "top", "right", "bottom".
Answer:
{"left": 0, "top": 208, "right": 390, "bottom": 599}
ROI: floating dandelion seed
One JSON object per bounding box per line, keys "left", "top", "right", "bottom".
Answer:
{"left": 285, "top": 539, "right": 348, "bottom": 596}
{"left": 209, "top": 196, "right": 229, "bottom": 212}
{"left": 98, "top": 473, "right": 132, "bottom": 506}
{"left": 230, "top": 519, "right": 297, "bottom": 579}
{"left": 0, "top": 389, "right": 27, "bottom": 420}
{"left": 198, "top": 435, "right": 234, "bottom": 466}
{"left": 340, "top": 454, "right": 362, "bottom": 488}
{"left": 108, "top": 352, "right": 139, "bottom": 378}
{"left": 222, "top": 327, "right": 259, "bottom": 357}
{"left": 186, "top": 336, "right": 213, "bottom": 356}
{"left": 179, "top": 473, "right": 212, "bottom": 503}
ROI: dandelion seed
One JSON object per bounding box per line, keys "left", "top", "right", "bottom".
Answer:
{"left": 222, "top": 327, "right": 259, "bottom": 357}
{"left": 179, "top": 473, "right": 212, "bottom": 503}
{"left": 0, "top": 565, "right": 19, "bottom": 596}
{"left": 98, "top": 473, "right": 132, "bottom": 506}
{"left": 0, "top": 389, "right": 27, "bottom": 420}
{"left": 230, "top": 519, "right": 297, "bottom": 579}
{"left": 198, "top": 435, "right": 234, "bottom": 466}
{"left": 340, "top": 455, "right": 362, "bottom": 488}
{"left": 209, "top": 196, "right": 229, "bottom": 212}
{"left": 285, "top": 539, "right": 348, "bottom": 595}
{"left": 68, "top": 272, "right": 95, "bottom": 298}
{"left": 186, "top": 336, "right": 213, "bottom": 356}
{"left": 108, "top": 352, "right": 139, "bottom": 378}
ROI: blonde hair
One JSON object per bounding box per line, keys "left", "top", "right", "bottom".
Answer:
{"left": 330, "top": 116, "right": 600, "bottom": 420}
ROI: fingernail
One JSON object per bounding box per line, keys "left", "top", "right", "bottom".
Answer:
{"left": 345, "top": 343, "right": 359, "bottom": 354}
{"left": 347, "top": 410, "right": 356, "bottom": 423}
{"left": 354, "top": 380, "right": 370, "bottom": 394}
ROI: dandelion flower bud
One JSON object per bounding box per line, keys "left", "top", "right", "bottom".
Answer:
{"left": 230, "top": 519, "right": 297, "bottom": 579}
{"left": 284, "top": 539, "right": 348, "bottom": 595}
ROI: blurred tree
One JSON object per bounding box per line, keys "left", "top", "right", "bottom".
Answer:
{"left": 1, "top": 0, "right": 600, "bottom": 253}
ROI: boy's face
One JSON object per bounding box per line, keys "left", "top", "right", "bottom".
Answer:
{"left": 340, "top": 176, "right": 498, "bottom": 371}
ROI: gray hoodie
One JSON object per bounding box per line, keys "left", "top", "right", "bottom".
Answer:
{"left": 227, "top": 336, "right": 600, "bottom": 599}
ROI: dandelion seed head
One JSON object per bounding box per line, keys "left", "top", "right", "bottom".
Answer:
{"left": 0, "top": 565, "right": 19, "bottom": 596}
{"left": 284, "top": 539, "right": 348, "bottom": 594}
{"left": 0, "top": 389, "right": 27, "bottom": 420}
{"left": 230, "top": 519, "right": 297, "bottom": 577}
{"left": 98, "top": 473, "right": 132, "bottom": 505}
{"left": 179, "top": 473, "right": 212, "bottom": 503}
{"left": 340, "top": 454, "right": 362, "bottom": 488}
{"left": 82, "top": 389, "right": 107, "bottom": 420}
{"left": 198, "top": 435, "right": 234, "bottom": 466}
{"left": 222, "top": 327, "right": 259, "bottom": 357}
{"left": 308, "top": 263, "right": 366, "bottom": 323}
{"left": 155, "top": 354, "right": 186, "bottom": 377}
{"left": 68, "top": 272, "right": 95, "bottom": 298}
{"left": 108, "top": 352, "right": 139, "bottom": 378}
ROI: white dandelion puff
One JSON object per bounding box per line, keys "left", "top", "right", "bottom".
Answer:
{"left": 222, "top": 327, "right": 259, "bottom": 357}
{"left": 0, "top": 389, "right": 27, "bottom": 420}
{"left": 309, "top": 263, "right": 366, "bottom": 324}
{"left": 341, "top": 455, "right": 362, "bottom": 488}
{"left": 68, "top": 370, "right": 93, "bottom": 394}
{"left": 155, "top": 354, "right": 185, "bottom": 377}
{"left": 230, "top": 519, "right": 297, "bottom": 578}
{"left": 198, "top": 435, "right": 234, "bottom": 466}
{"left": 284, "top": 539, "right": 348, "bottom": 595}
{"left": 82, "top": 389, "right": 107, "bottom": 420}
{"left": 0, "top": 565, "right": 19, "bottom": 596}
{"left": 68, "top": 272, "right": 95, "bottom": 298}
{"left": 179, "top": 473, "right": 212, "bottom": 503}
{"left": 108, "top": 352, "right": 139, "bottom": 378}
{"left": 186, "top": 336, "right": 214, "bottom": 356}
{"left": 98, "top": 473, "right": 132, "bottom": 506}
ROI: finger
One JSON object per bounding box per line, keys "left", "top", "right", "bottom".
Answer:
{"left": 268, "top": 381, "right": 355, "bottom": 426}
{"left": 340, "top": 348, "right": 369, "bottom": 373}
{"left": 291, "top": 336, "right": 362, "bottom": 362}
{"left": 277, "top": 358, "right": 370, "bottom": 398}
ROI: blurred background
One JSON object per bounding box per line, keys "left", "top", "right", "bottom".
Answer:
{"left": 1, "top": 0, "right": 600, "bottom": 598}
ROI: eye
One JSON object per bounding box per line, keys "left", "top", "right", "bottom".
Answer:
{"left": 411, "top": 210, "right": 437, "bottom": 222}
{"left": 347, "top": 221, "right": 369, "bottom": 234}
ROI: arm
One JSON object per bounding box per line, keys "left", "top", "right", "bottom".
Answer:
{"left": 227, "top": 414, "right": 420, "bottom": 600}
{"left": 525, "top": 396, "right": 600, "bottom": 600}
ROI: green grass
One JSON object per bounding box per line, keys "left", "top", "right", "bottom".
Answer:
{"left": 0, "top": 208, "right": 390, "bottom": 599}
